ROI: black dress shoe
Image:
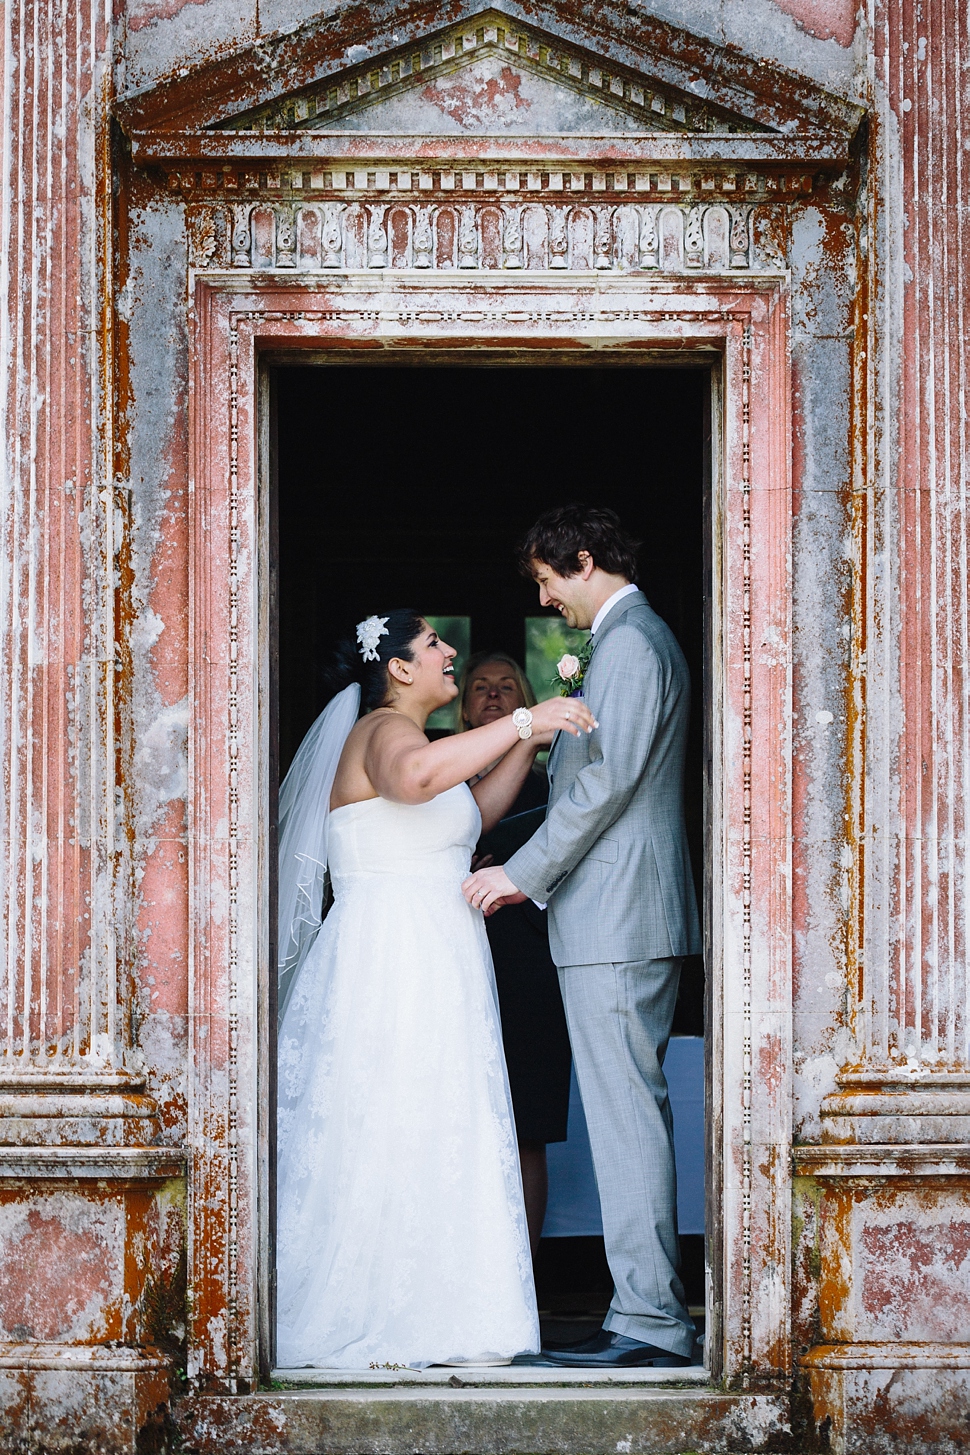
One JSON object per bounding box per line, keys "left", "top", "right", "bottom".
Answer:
{"left": 541, "top": 1330, "right": 692, "bottom": 1368}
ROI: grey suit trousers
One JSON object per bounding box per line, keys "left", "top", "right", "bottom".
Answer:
{"left": 558, "top": 957, "right": 695, "bottom": 1358}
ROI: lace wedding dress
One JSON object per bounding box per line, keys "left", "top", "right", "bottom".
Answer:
{"left": 276, "top": 782, "right": 539, "bottom": 1369}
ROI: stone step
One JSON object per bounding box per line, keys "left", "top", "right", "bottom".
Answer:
{"left": 176, "top": 1383, "right": 793, "bottom": 1454}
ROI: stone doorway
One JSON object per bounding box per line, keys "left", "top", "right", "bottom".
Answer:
{"left": 183, "top": 270, "right": 793, "bottom": 1396}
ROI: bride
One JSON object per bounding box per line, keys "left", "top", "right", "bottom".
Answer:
{"left": 276, "top": 610, "right": 596, "bottom": 1369}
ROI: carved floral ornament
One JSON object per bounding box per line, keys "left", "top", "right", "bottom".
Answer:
{"left": 187, "top": 196, "right": 789, "bottom": 275}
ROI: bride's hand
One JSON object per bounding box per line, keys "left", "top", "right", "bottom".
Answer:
{"left": 527, "top": 695, "right": 598, "bottom": 740}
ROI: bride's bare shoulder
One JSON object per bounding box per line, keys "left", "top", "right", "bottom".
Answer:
{"left": 354, "top": 709, "right": 423, "bottom": 746}
{"left": 330, "top": 711, "right": 424, "bottom": 809}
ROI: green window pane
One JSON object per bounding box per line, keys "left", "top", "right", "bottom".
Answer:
{"left": 525, "top": 617, "right": 588, "bottom": 700}
{"left": 425, "top": 615, "right": 471, "bottom": 732}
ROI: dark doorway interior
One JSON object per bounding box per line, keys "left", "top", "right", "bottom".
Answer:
{"left": 274, "top": 361, "right": 709, "bottom": 1319}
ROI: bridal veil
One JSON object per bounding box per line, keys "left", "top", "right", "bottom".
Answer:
{"left": 276, "top": 683, "right": 360, "bottom": 1022}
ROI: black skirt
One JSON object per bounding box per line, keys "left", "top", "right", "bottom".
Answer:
{"left": 480, "top": 772, "right": 571, "bottom": 1145}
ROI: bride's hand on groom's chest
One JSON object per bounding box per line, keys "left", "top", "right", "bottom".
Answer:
{"left": 553, "top": 715, "right": 595, "bottom": 763}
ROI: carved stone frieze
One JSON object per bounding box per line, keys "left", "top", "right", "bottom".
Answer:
{"left": 192, "top": 198, "right": 762, "bottom": 274}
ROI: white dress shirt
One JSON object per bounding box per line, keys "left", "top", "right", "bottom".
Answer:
{"left": 590, "top": 581, "right": 638, "bottom": 636}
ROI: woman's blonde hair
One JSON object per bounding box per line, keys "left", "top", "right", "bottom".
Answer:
{"left": 457, "top": 651, "right": 537, "bottom": 731}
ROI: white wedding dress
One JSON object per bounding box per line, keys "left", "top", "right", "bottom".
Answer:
{"left": 276, "top": 782, "right": 539, "bottom": 1369}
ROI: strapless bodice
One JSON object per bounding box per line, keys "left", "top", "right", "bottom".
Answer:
{"left": 328, "top": 782, "right": 481, "bottom": 884}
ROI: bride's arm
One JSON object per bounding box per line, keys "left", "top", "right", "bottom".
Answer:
{"left": 469, "top": 739, "right": 543, "bottom": 835}
{"left": 364, "top": 698, "right": 595, "bottom": 805}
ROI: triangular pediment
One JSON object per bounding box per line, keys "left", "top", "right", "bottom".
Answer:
{"left": 217, "top": 12, "right": 762, "bottom": 137}
{"left": 116, "top": 0, "right": 862, "bottom": 166}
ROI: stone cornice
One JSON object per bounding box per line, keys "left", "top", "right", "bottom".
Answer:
{"left": 802, "top": 1344, "right": 970, "bottom": 1370}
{"left": 0, "top": 1069, "right": 147, "bottom": 1091}
{"left": 793, "top": 1144, "right": 970, "bottom": 1178}
{"left": 834, "top": 1071, "right": 970, "bottom": 1090}
{"left": 0, "top": 1070, "right": 163, "bottom": 1147}
{"left": 0, "top": 1145, "right": 185, "bottom": 1180}
{"left": 132, "top": 131, "right": 848, "bottom": 170}
{"left": 0, "top": 1342, "right": 173, "bottom": 1370}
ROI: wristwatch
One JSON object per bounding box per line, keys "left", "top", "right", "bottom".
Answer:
{"left": 511, "top": 708, "right": 534, "bottom": 741}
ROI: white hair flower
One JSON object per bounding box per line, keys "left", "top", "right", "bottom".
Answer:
{"left": 356, "top": 615, "right": 390, "bottom": 662}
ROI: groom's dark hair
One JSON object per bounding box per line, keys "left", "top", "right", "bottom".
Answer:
{"left": 518, "top": 504, "right": 640, "bottom": 582}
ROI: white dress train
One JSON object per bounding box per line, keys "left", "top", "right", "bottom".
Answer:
{"left": 276, "top": 783, "right": 539, "bottom": 1369}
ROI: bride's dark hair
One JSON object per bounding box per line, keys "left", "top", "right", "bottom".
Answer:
{"left": 325, "top": 609, "right": 426, "bottom": 714}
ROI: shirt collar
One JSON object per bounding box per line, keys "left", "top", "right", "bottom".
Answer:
{"left": 590, "top": 582, "right": 638, "bottom": 636}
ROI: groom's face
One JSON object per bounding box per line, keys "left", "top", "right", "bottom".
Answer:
{"left": 530, "top": 560, "right": 593, "bottom": 631}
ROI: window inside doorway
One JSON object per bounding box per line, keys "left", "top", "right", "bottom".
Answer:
{"left": 273, "top": 360, "right": 710, "bottom": 1348}
{"left": 525, "top": 616, "right": 588, "bottom": 701}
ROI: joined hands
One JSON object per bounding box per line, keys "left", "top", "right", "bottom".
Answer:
{"left": 462, "top": 864, "right": 528, "bottom": 915}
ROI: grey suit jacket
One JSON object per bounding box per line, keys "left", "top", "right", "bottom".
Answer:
{"left": 505, "top": 590, "right": 702, "bottom": 968}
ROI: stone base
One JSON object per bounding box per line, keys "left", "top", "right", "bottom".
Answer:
{"left": 0, "top": 1345, "right": 173, "bottom": 1454}
{"left": 803, "top": 1345, "right": 970, "bottom": 1455}
{"left": 0, "top": 1073, "right": 161, "bottom": 1149}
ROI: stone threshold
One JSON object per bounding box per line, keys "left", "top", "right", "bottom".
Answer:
{"left": 272, "top": 1364, "right": 711, "bottom": 1387}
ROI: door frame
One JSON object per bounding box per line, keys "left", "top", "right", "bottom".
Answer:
{"left": 186, "top": 269, "right": 792, "bottom": 1392}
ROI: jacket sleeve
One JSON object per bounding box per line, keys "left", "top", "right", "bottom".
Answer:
{"left": 504, "top": 623, "right": 666, "bottom": 901}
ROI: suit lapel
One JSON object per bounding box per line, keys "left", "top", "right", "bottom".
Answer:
{"left": 547, "top": 593, "right": 644, "bottom": 773}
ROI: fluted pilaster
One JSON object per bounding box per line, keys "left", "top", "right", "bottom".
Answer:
{"left": 828, "top": 0, "right": 970, "bottom": 1135}
{"left": 0, "top": 0, "right": 142, "bottom": 1133}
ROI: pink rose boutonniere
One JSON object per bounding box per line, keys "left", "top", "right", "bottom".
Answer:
{"left": 554, "top": 639, "right": 593, "bottom": 697}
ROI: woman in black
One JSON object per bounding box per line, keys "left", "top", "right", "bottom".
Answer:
{"left": 459, "top": 651, "right": 572, "bottom": 1256}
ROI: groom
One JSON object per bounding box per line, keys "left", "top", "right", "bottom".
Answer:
{"left": 463, "top": 503, "right": 701, "bottom": 1368}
